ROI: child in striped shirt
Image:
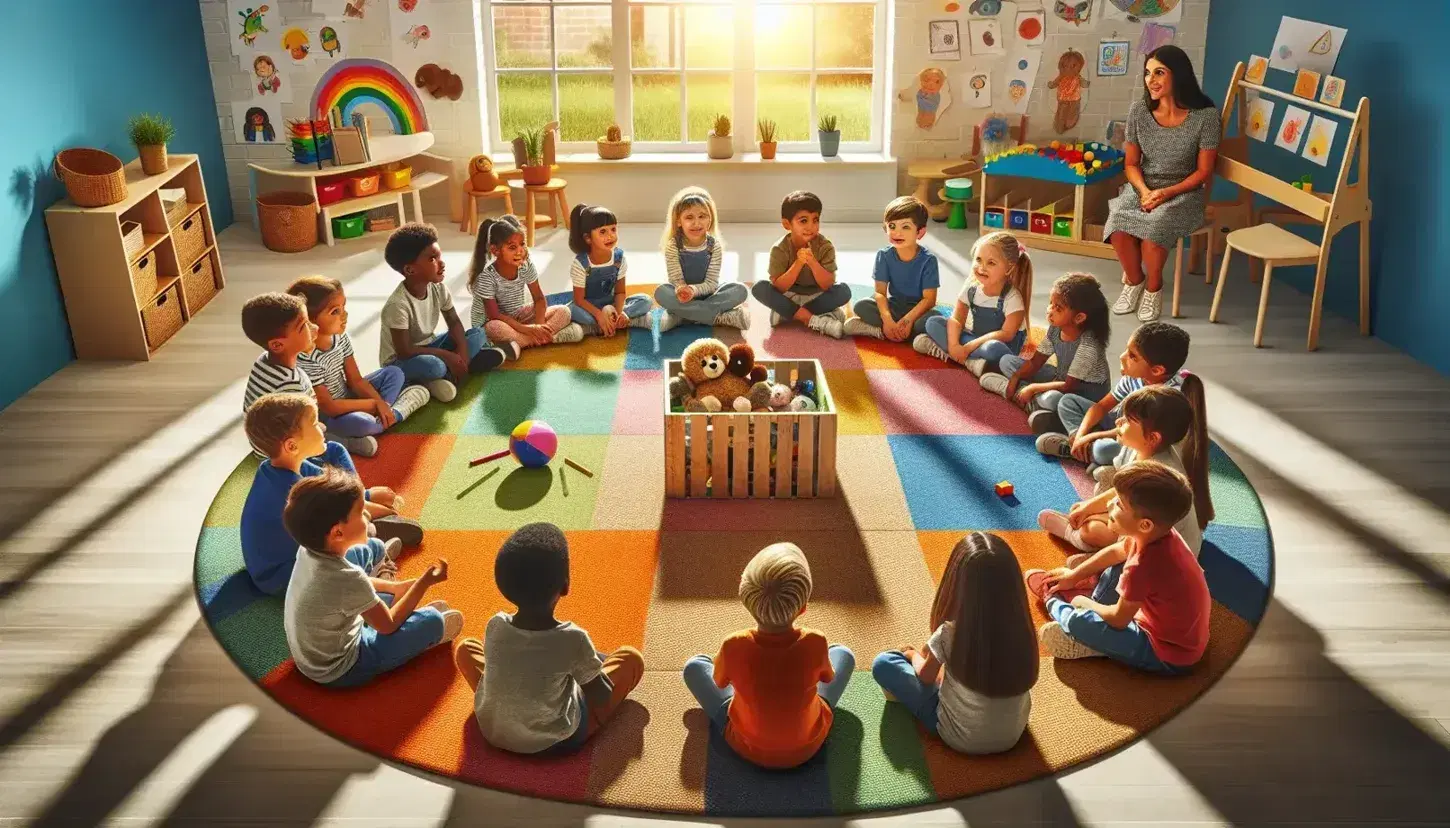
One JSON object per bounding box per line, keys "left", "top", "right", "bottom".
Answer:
{"left": 467, "top": 215, "right": 584, "bottom": 350}
{"left": 289, "top": 276, "right": 431, "bottom": 458}
{"left": 654, "top": 187, "right": 749, "bottom": 332}
{"left": 242, "top": 292, "right": 317, "bottom": 414}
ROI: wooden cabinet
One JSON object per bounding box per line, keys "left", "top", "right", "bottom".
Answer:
{"left": 44, "top": 155, "right": 226, "bottom": 360}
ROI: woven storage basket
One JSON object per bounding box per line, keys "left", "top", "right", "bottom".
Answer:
{"left": 173, "top": 212, "right": 207, "bottom": 267}
{"left": 257, "top": 191, "right": 319, "bottom": 253}
{"left": 129, "top": 251, "right": 158, "bottom": 303}
{"left": 121, "top": 221, "right": 144, "bottom": 261}
{"left": 160, "top": 187, "right": 189, "bottom": 227}
{"left": 142, "top": 282, "right": 184, "bottom": 350}
{"left": 54, "top": 148, "right": 127, "bottom": 207}
{"left": 596, "top": 138, "right": 632, "bottom": 160}
{"left": 181, "top": 253, "right": 219, "bottom": 315}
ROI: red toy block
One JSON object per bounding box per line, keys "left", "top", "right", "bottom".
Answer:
{"left": 995, "top": 480, "right": 1014, "bottom": 497}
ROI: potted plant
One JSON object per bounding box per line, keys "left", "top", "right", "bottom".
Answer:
{"left": 758, "top": 119, "right": 778, "bottom": 160}
{"left": 707, "top": 114, "right": 733, "bottom": 160}
{"left": 598, "top": 123, "right": 631, "bottom": 159}
{"left": 818, "top": 114, "right": 841, "bottom": 159}
{"left": 519, "top": 129, "right": 550, "bottom": 185}
{"left": 129, "top": 113, "right": 176, "bottom": 176}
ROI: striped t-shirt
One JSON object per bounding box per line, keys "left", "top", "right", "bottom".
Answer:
{"left": 471, "top": 260, "right": 539, "bottom": 328}
{"left": 297, "top": 332, "right": 355, "bottom": 399}
{"left": 243, "top": 353, "right": 314, "bottom": 412}
{"left": 1111, "top": 370, "right": 1187, "bottom": 404}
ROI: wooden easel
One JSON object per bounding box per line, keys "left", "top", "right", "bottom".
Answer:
{"left": 1209, "top": 61, "right": 1372, "bottom": 350}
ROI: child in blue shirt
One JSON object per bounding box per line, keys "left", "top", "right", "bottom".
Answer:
{"left": 844, "top": 196, "right": 943, "bottom": 343}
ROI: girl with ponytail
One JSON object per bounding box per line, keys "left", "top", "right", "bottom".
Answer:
{"left": 467, "top": 215, "right": 584, "bottom": 350}
{"left": 566, "top": 203, "right": 654, "bottom": 337}
{"left": 913, "top": 230, "right": 1033, "bottom": 377}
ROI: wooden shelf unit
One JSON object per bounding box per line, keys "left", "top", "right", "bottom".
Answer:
{"left": 45, "top": 155, "right": 226, "bottom": 360}
{"left": 978, "top": 169, "right": 1120, "bottom": 259}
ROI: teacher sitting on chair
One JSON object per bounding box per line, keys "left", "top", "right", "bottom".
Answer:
{"left": 1103, "top": 45, "right": 1220, "bottom": 323}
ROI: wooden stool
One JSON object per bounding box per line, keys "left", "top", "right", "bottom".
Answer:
{"left": 510, "top": 178, "right": 569, "bottom": 247}
{"left": 461, "top": 184, "right": 514, "bottom": 235}
{"left": 1209, "top": 223, "right": 1323, "bottom": 347}
{"left": 936, "top": 187, "right": 976, "bottom": 230}
{"left": 909, "top": 159, "right": 979, "bottom": 222}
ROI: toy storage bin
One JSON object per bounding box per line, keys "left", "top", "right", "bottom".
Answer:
{"left": 142, "top": 282, "right": 184, "bottom": 350}
{"left": 129, "top": 250, "right": 159, "bottom": 303}
{"left": 317, "top": 180, "right": 348, "bottom": 206}
{"left": 663, "top": 358, "right": 837, "bottom": 499}
{"left": 182, "top": 253, "right": 219, "bottom": 314}
{"left": 331, "top": 213, "right": 366, "bottom": 239}
{"left": 173, "top": 211, "right": 207, "bottom": 267}
{"left": 120, "top": 220, "right": 144, "bottom": 261}
{"left": 348, "top": 173, "right": 380, "bottom": 198}
{"left": 382, "top": 165, "right": 412, "bottom": 190}
{"left": 160, "top": 187, "right": 189, "bottom": 227}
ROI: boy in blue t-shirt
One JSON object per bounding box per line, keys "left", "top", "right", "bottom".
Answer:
{"left": 845, "top": 196, "right": 943, "bottom": 343}
{"left": 239, "top": 392, "right": 422, "bottom": 595}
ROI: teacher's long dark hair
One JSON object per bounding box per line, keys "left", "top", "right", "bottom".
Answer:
{"left": 1142, "top": 45, "right": 1215, "bottom": 111}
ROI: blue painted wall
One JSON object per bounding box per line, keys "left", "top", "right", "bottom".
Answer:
{"left": 1204, "top": 1, "right": 1446, "bottom": 373}
{"left": 0, "top": 0, "right": 230, "bottom": 410}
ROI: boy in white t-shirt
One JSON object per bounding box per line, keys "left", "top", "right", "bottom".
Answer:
{"left": 913, "top": 230, "right": 1033, "bottom": 376}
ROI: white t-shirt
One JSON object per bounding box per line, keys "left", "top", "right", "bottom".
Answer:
{"left": 569, "top": 252, "right": 629, "bottom": 288}
{"left": 925, "top": 622, "right": 1032, "bottom": 754}
{"left": 471, "top": 261, "right": 538, "bottom": 328}
{"left": 472, "top": 613, "right": 604, "bottom": 753}
{"left": 1112, "top": 443, "right": 1203, "bottom": 555}
{"left": 379, "top": 281, "right": 455, "bottom": 365}
{"left": 956, "top": 280, "right": 1025, "bottom": 334}
{"left": 284, "top": 547, "right": 381, "bottom": 684}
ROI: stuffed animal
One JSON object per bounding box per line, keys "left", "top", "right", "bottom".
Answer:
{"left": 467, "top": 154, "right": 500, "bottom": 192}
{"left": 748, "top": 381, "right": 774, "bottom": 412}
{"left": 767, "top": 383, "right": 794, "bottom": 410}
{"left": 414, "top": 63, "right": 464, "bottom": 100}
{"left": 679, "top": 338, "right": 766, "bottom": 412}
{"left": 789, "top": 395, "right": 818, "bottom": 412}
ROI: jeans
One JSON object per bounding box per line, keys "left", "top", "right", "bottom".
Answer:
{"left": 751, "top": 281, "right": 852, "bottom": 321}
{"left": 388, "top": 328, "right": 489, "bottom": 384}
{"left": 996, "top": 353, "right": 1060, "bottom": 411}
{"left": 923, "top": 316, "right": 1015, "bottom": 368}
{"left": 329, "top": 591, "right": 445, "bottom": 688}
{"left": 322, "top": 365, "right": 407, "bottom": 438}
{"left": 1058, "top": 394, "right": 1123, "bottom": 465}
{"left": 870, "top": 651, "right": 940, "bottom": 733}
{"left": 653, "top": 282, "right": 749, "bottom": 325}
{"left": 1044, "top": 563, "right": 1189, "bottom": 675}
{"left": 569, "top": 294, "right": 654, "bottom": 326}
{"left": 341, "top": 537, "right": 387, "bottom": 573}
{"left": 681, "top": 644, "right": 856, "bottom": 729}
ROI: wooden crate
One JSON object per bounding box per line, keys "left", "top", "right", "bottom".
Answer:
{"left": 663, "top": 358, "right": 838, "bottom": 499}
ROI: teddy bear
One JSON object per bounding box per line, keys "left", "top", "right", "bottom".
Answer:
{"left": 676, "top": 338, "right": 767, "bottom": 413}
{"left": 414, "top": 63, "right": 464, "bottom": 100}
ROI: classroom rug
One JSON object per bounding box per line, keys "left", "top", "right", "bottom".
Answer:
{"left": 195, "top": 286, "right": 1274, "bottom": 817}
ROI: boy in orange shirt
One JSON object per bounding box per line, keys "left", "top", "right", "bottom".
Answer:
{"left": 682, "top": 543, "right": 855, "bottom": 768}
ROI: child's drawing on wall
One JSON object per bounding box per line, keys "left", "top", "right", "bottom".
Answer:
{"left": 244, "top": 107, "right": 276, "bottom": 142}
{"left": 253, "top": 55, "right": 281, "bottom": 95}
{"left": 899, "top": 67, "right": 953, "bottom": 130}
{"left": 1047, "top": 49, "right": 1089, "bottom": 133}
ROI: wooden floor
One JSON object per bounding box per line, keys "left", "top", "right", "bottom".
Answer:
{"left": 2, "top": 219, "right": 1447, "bottom": 827}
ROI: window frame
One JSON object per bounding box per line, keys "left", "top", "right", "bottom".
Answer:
{"left": 480, "top": 0, "right": 887, "bottom": 154}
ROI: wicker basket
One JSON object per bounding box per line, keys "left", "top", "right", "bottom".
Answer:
{"left": 174, "top": 211, "right": 207, "bottom": 267}
{"left": 597, "top": 137, "right": 632, "bottom": 160}
{"left": 121, "top": 220, "right": 144, "bottom": 261}
{"left": 160, "top": 187, "right": 189, "bottom": 227}
{"left": 257, "top": 191, "right": 319, "bottom": 253}
{"left": 54, "top": 148, "right": 127, "bottom": 208}
{"left": 129, "top": 251, "right": 158, "bottom": 303}
{"left": 181, "top": 253, "right": 219, "bottom": 315}
{"left": 142, "top": 282, "right": 184, "bottom": 351}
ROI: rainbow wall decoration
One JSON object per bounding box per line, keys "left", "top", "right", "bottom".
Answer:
{"left": 310, "top": 58, "right": 429, "bottom": 135}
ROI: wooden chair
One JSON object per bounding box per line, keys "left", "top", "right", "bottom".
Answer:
{"left": 506, "top": 178, "right": 570, "bottom": 247}
{"left": 460, "top": 184, "right": 513, "bottom": 235}
{"left": 908, "top": 116, "right": 1029, "bottom": 222}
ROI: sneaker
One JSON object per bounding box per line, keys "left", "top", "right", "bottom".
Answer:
{"left": 627, "top": 311, "right": 653, "bottom": 329}
{"left": 371, "top": 558, "right": 399, "bottom": 578}
{"left": 1024, "top": 569, "right": 1059, "bottom": 605}
{"left": 1037, "top": 509, "right": 1096, "bottom": 552}
{"left": 1039, "top": 621, "right": 1104, "bottom": 660}
{"left": 713, "top": 307, "right": 750, "bottom": 330}
{"left": 979, "top": 373, "right": 1009, "bottom": 397}
{"left": 659, "top": 310, "right": 681, "bottom": 332}
{"left": 501, "top": 341, "right": 523, "bottom": 361}
{"left": 425, "top": 379, "right": 457, "bottom": 403}
{"left": 827, "top": 306, "right": 848, "bottom": 322}
{"left": 843, "top": 317, "right": 884, "bottom": 339}
{"left": 964, "top": 358, "right": 987, "bottom": 377}
{"left": 393, "top": 385, "right": 430, "bottom": 421}
{"left": 1036, "top": 432, "right": 1073, "bottom": 458}
{"left": 1137, "top": 289, "right": 1163, "bottom": 323}
{"left": 426, "top": 599, "right": 451, "bottom": 613}
{"left": 338, "top": 435, "right": 377, "bottom": 458}
{"left": 577, "top": 320, "right": 601, "bottom": 337}
{"left": 372, "top": 514, "right": 424, "bottom": 547}
{"left": 469, "top": 346, "right": 507, "bottom": 373}
{"left": 912, "top": 333, "right": 950, "bottom": 362}
{"left": 1112, "top": 280, "right": 1145, "bottom": 315}
{"left": 770, "top": 310, "right": 783, "bottom": 327}
{"left": 1030, "top": 410, "right": 1065, "bottom": 435}
{"left": 553, "top": 322, "right": 585, "bottom": 344}
{"left": 382, "top": 536, "right": 403, "bottom": 563}
{"left": 1093, "top": 464, "right": 1115, "bottom": 488}
{"left": 440, "top": 609, "right": 465, "bottom": 643}
{"left": 807, "top": 314, "right": 844, "bottom": 339}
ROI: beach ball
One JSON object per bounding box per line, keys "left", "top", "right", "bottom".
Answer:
{"left": 510, "top": 420, "right": 558, "bottom": 468}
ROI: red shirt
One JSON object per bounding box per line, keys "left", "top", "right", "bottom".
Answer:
{"left": 713, "top": 626, "right": 834, "bottom": 768}
{"left": 1119, "top": 530, "right": 1211, "bottom": 667}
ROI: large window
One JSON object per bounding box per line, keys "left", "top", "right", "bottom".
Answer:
{"left": 484, "top": 0, "right": 884, "bottom": 152}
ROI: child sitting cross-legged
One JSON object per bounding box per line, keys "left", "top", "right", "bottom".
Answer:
{"left": 982, "top": 272, "right": 1110, "bottom": 421}
{"left": 240, "top": 392, "right": 422, "bottom": 596}
{"left": 241, "top": 292, "right": 318, "bottom": 415}
{"left": 454, "top": 522, "right": 645, "bottom": 754}
{"left": 751, "top": 191, "right": 852, "bottom": 339}
{"left": 282, "top": 467, "right": 462, "bottom": 688}
{"left": 1025, "top": 460, "right": 1211, "bottom": 674}
{"left": 1037, "top": 384, "right": 1213, "bottom": 556}
{"left": 654, "top": 186, "right": 750, "bottom": 332}
{"left": 913, "top": 230, "right": 1033, "bottom": 377}
{"left": 289, "top": 276, "right": 431, "bottom": 458}
{"left": 871, "top": 532, "right": 1037, "bottom": 755}
{"left": 844, "top": 196, "right": 943, "bottom": 343}
{"left": 682, "top": 542, "right": 856, "bottom": 769}
{"left": 567, "top": 204, "right": 654, "bottom": 337}
{"left": 467, "top": 215, "right": 584, "bottom": 350}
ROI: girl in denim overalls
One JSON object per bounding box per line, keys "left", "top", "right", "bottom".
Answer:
{"left": 916, "top": 231, "right": 1034, "bottom": 377}
{"left": 654, "top": 187, "right": 750, "bottom": 331}
{"left": 984, "top": 273, "right": 1111, "bottom": 426}
{"left": 567, "top": 203, "right": 654, "bottom": 337}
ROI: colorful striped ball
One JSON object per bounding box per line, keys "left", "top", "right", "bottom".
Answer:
{"left": 509, "top": 420, "right": 558, "bottom": 468}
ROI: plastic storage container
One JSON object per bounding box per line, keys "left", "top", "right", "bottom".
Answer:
{"left": 317, "top": 180, "right": 348, "bottom": 206}
{"left": 331, "top": 213, "right": 366, "bottom": 239}
{"left": 382, "top": 166, "right": 412, "bottom": 190}
{"left": 348, "top": 173, "right": 380, "bottom": 198}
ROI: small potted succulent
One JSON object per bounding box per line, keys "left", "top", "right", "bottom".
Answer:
{"left": 758, "top": 119, "right": 778, "bottom": 160}
{"left": 519, "top": 129, "right": 550, "bottom": 185}
{"left": 129, "top": 113, "right": 176, "bottom": 176}
{"left": 707, "top": 114, "right": 734, "bottom": 160}
{"left": 817, "top": 114, "right": 840, "bottom": 159}
{"left": 597, "top": 123, "right": 631, "bottom": 159}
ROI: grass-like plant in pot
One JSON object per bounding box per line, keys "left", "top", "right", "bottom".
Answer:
{"left": 519, "top": 129, "right": 550, "bottom": 185}
{"left": 758, "top": 119, "right": 778, "bottom": 160}
{"left": 818, "top": 114, "right": 840, "bottom": 158}
{"left": 128, "top": 113, "right": 176, "bottom": 175}
{"left": 707, "top": 114, "right": 734, "bottom": 160}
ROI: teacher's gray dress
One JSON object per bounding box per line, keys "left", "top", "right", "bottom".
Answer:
{"left": 1102, "top": 100, "right": 1222, "bottom": 249}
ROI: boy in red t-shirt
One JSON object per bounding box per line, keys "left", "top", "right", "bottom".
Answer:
{"left": 1027, "top": 460, "right": 1210, "bottom": 674}
{"left": 682, "top": 542, "right": 856, "bottom": 768}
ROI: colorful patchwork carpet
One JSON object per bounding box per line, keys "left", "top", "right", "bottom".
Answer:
{"left": 195, "top": 287, "right": 1273, "bottom": 817}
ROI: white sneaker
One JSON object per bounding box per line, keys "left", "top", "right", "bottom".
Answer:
{"left": 338, "top": 434, "right": 377, "bottom": 458}
{"left": 440, "top": 609, "right": 465, "bottom": 643}
{"left": 1137, "top": 289, "right": 1163, "bottom": 323}
{"left": 713, "top": 307, "right": 750, "bottom": 330}
{"left": 964, "top": 358, "right": 987, "bottom": 377}
{"left": 843, "top": 317, "right": 884, "bottom": 339}
{"left": 627, "top": 311, "right": 654, "bottom": 329}
{"left": 425, "top": 379, "right": 458, "bottom": 403}
{"left": 827, "top": 306, "right": 848, "bottom": 322}
{"left": 393, "top": 385, "right": 430, "bottom": 421}
{"left": 912, "top": 333, "right": 949, "bottom": 362}
{"left": 770, "top": 310, "right": 783, "bottom": 327}
{"left": 1039, "top": 621, "right": 1104, "bottom": 660}
{"left": 1112, "top": 280, "right": 1145, "bottom": 315}
{"left": 383, "top": 537, "right": 403, "bottom": 564}
{"left": 1035, "top": 432, "right": 1073, "bottom": 458}
{"left": 553, "top": 322, "right": 585, "bottom": 344}
{"left": 659, "top": 310, "right": 682, "bottom": 332}
{"left": 979, "top": 373, "right": 1009, "bottom": 397}
{"left": 807, "top": 314, "right": 844, "bottom": 339}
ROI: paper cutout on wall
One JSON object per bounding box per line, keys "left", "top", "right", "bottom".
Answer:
{"left": 1320, "top": 75, "right": 1346, "bottom": 108}
{"left": 1003, "top": 47, "right": 1041, "bottom": 115}
{"left": 967, "top": 0, "right": 1003, "bottom": 16}
{"left": 1105, "top": 119, "right": 1127, "bottom": 149}
{"left": 1245, "top": 54, "right": 1269, "bottom": 84}
{"left": 228, "top": 1, "right": 274, "bottom": 59}
{"left": 1098, "top": 40, "right": 1130, "bottom": 76}
{"left": 929, "top": 20, "right": 962, "bottom": 61}
{"left": 1053, "top": 0, "right": 1092, "bottom": 26}
{"left": 311, "top": 0, "right": 350, "bottom": 19}
{"left": 898, "top": 68, "right": 953, "bottom": 130}
{"left": 1293, "top": 69, "right": 1321, "bottom": 99}
{"left": 1246, "top": 98, "right": 1275, "bottom": 142}
{"left": 1302, "top": 115, "right": 1338, "bottom": 167}
{"left": 969, "top": 19, "right": 1004, "bottom": 56}
{"left": 233, "top": 99, "right": 284, "bottom": 144}
{"left": 1138, "top": 22, "right": 1175, "bottom": 54}
{"left": 1016, "top": 11, "right": 1046, "bottom": 46}
{"left": 344, "top": 0, "right": 371, "bottom": 18}
{"left": 1274, "top": 104, "right": 1311, "bottom": 153}
{"left": 965, "top": 69, "right": 992, "bottom": 107}
{"left": 1047, "top": 49, "right": 1089, "bottom": 133}
{"left": 391, "top": 0, "right": 441, "bottom": 63}
{"left": 279, "top": 25, "right": 317, "bottom": 65}
{"left": 945, "top": 1, "right": 961, "bottom": 12}
{"left": 1270, "top": 16, "right": 1347, "bottom": 74}
{"left": 247, "top": 53, "right": 295, "bottom": 102}
{"left": 317, "top": 25, "right": 344, "bottom": 60}
{"left": 1102, "top": 0, "right": 1181, "bottom": 25}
